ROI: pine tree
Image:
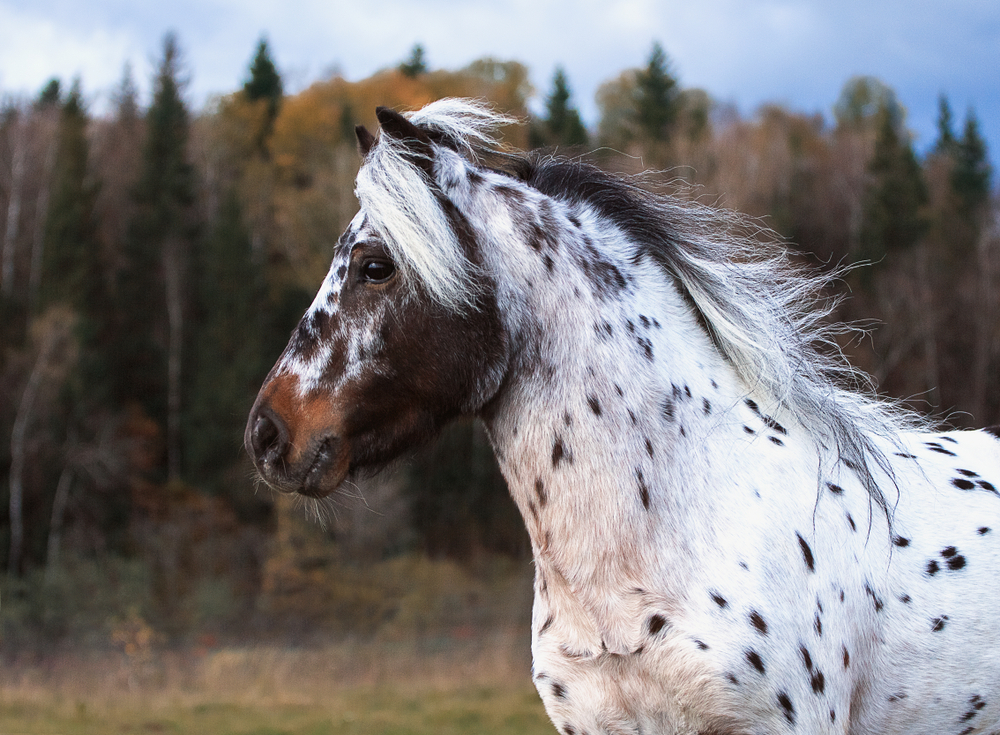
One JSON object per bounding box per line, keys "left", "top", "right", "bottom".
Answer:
{"left": 114, "top": 32, "right": 199, "bottom": 481}
{"left": 399, "top": 44, "right": 428, "bottom": 77}
{"left": 859, "top": 105, "right": 927, "bottom": 271}
{"left": 37, "top": 78, "right": 62, "bottom": 108}
{"left": 186, "top": 189, "right": 265, "bottom": 492}
{"left": 540, "top": 67, "right": 588, "bottom": 147}
{"left": 243, "top": 37, "right": 283, "bottom": 148}
{"left": 952, "top": 109, "right": 992, "bottom": 221}
{"left": 635, "top": 42, "right": 680, "bottom": 142}
{"left": 40, "top": 80, "right": 101, "bottom": 312}
{"left": 934, "top": 95, "right": 956, "bottom": 155}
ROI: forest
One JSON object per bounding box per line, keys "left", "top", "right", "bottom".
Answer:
{"left": 0, "top": 34, "right": 996, "bottom": 655}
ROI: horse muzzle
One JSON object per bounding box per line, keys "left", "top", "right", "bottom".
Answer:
{"left": 246, "top": 402, "right": 350, "bottom": 498}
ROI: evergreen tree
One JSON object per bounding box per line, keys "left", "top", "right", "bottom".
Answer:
{"left": 37, "top": 78, "right": 62, "bottom": 107}
{"left": 833, "top": 76, "right": 901, "bottom": 130}
{"left": 243, "top": 37, "right": 283, "bottom": 147}
{"left": 40, "top": 80, "right": 102, "bottom": 313}
{"left": 859, "top": 105, "right": 927, "bottom": 271}
{"left": 186, "top": 189, "right": 265, "bottom": 493}
{"left": 539, "top": 67, "right": 588, "bottom": 148}
{"left": 934, "top": 95, "right": 956, "bottom": 155}
{"left": 399, "top": 44, "right": 428, "bottom": 77}
{"left": 635, "top": 42, "right": 680, "bottom": 142}
{"left": 114, "top": 32, "right": 199, "bottom": 481}
{"left": 952, "top": 109, "right": 992, "bottom": 221}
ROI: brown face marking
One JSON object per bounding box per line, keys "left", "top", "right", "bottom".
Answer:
{"left": 249, "top": 371, "right": 352, "bottom": 496}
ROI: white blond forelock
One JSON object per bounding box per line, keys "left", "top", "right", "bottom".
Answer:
{"left": 354, "top": 99, "right": 517, "bottom": 312}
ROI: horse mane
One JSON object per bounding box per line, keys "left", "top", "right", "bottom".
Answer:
{"left": 358, "top": 98, "right": 929, "bottom": 518}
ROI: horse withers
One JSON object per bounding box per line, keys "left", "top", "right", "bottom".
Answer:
{"left": 247, "top": 99, "right": 1000, "bottom": 735}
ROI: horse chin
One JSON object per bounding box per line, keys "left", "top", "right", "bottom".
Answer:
{"left": 254, "top": 435, "right": 351, "bottom": 499}
{"left": 296, "top": 437, "right": 351, "bottom": 499}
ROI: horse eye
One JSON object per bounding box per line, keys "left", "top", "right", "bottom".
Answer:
{"left": 361, "top": 259, "right": 395, "bottom": 284}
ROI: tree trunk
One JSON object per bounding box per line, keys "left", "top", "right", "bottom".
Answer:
{"left": 970, "top": 218, "right": 996, "bottom": 423}
{"left": 8, "top": 326, "right": 61, "bottom": 575}
{"left": 164, "top": 238, "right": 184, "bottom": 481}
{"left": 1, "top": 117, "right": 27, "bottom": 298}
{"left": 27, "top": 133, "right": 59, "bottom": 311}
{"left": 45, "top": 465, "right": 74, "bottom": 577}
{"left": 916, "top": 241, "right": 941, "bottom": 411}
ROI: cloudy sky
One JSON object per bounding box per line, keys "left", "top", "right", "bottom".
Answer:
{"left": 1, "top": 0, "right": 997, "bottom": 166}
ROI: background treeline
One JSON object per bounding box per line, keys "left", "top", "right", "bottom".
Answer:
{"left": 0, "top": 35, "right": 995, "bottom": 650}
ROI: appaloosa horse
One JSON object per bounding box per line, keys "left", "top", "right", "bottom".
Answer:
{"left": 247, "top": 98, "right": 1000, "bottom": 735}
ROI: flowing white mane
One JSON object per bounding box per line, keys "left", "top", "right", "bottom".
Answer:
{"left": 354, "top": 97, "right": 927, "bottom": 515}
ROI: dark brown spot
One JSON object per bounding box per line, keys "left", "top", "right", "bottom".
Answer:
{"left": 552, "top": 437, "right": 570, "bottom": 467}
{"left": 535, "top": 478, "right": 547, "bottom": 506}
{"left": 648, "top": 614, "right": 667, "bottom": 635}
{"left": 777, "top": 692, "right": 795, "bottom": 724}
{"left": 811, "top": 671, "right": 825, "bottom": 694}
{"left": 746, "top": 650, "right": 765, "bottom": 674}
{"left": 796, "top": 532, "right": 815, "bottom": 572}
{"left": 749, "top": 610, "right": 768, "bottom": 635}
{"left": 637, "top": 469, "right": 650, "bottom": 510}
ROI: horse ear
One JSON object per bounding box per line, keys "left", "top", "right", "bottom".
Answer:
{"left": 375, "top": 106, "right": 430, "bottom": 144}
{"left": 355, "top": 125, "right": 375, "bottom": 157}
{"left": 375, "top": 106, "right": 436, "bottom": 179}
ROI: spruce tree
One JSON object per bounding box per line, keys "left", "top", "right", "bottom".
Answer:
{"left": 243, "top": 37, "right": 283, "bottom": 147}
{"left": 542, "top": 67, "right": 588, "bottom": 147}
{"left": 635, "top": 42, "right": 680, "bottom": 142}
{"left": 114, "top": 32, "right": 198, "bottom": 481}
{"left": 859, "top": 105, "right": 927, "bottom": 271}
{"left": 934, "top": 95, "right": 956, "bottom": 155}
{"left": 952, "top": 109, "right": 992, "bottom": 221}
{"left": 399, "top": 44, "right": 428, "bottom": 77}
{"left": 37, "top": 78, "right": 62, "bottom": 107}
{"left": 186, "top": 189, "right": 264, "bottom": 493}
{"left": 40, "top": 80, "right": 101, "bottom": 313}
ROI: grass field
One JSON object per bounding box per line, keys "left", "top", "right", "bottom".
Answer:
{"left": 0, "top": 633, "right": 553, "bottom": 735}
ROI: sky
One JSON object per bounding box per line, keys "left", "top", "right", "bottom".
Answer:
{"left": 1, "top": 0, "right": 998, "bottom": 168}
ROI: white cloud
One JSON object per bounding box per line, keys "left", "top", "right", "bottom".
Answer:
{"left": 0, "top": 0, "right": 995, "bottom": 162}
{"left": 0, "top": 3, "right": 144, "bottom": 107}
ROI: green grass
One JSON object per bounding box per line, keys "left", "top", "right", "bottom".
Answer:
{"left": 0, "top": 687, "right": 551, "bottom": 734}
{"left": 0, "top": 637, "right": 553, "bottom": 735}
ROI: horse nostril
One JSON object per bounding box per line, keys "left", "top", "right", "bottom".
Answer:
{"left": 250, "top": 408, "right": 289, "bottom": 465}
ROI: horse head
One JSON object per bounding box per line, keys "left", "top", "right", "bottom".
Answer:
{"left": 245, "top": 104, "right": 510, "bottom": 498}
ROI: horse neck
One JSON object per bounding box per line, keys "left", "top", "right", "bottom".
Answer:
{"left": 479, "top": 221, "right": 797, "bottom": 613}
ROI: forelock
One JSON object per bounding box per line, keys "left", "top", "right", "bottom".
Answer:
{"left": 354, "top": 134, "right": 475, "bottom": 311}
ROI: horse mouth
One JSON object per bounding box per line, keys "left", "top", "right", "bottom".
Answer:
{"left": 253, "top": 435, "right": 348, "bottom": 499}
{"left": 298, "top": 437, "right": 344, "bottom": 498}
